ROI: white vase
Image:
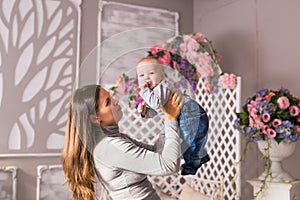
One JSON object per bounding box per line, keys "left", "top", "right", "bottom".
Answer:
{"left": 257, "top": 139, "right": 297, "bottom": 182}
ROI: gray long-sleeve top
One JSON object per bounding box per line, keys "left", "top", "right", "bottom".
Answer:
{"left": 139, "top": 80, "right": 172, "bottom": 118}
{"left": 93, "top": 120, "right": 180, "bottom": 200}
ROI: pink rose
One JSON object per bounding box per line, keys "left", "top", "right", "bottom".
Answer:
{"left": 200, "top": 65, "right": 214, "bottom": 77}
{"left": 289, "top": 105, "right": 300, "bottom": 117}
{"left": 262, "top": 113, "right": 271, "bottom": 123}
{"left": 217, "top": 73, "right": 237, "bottom": 90}
{"left": 198, "top": 52, "right": 212, "bottom": 67}
{"left": 150, "top": 45, "right": 164, "bottom": 55}
{"left": 266, "top": 128, "right": 276, "bottom": 139}
{"left": 277, "top": 96, "right": 290, "bottom": 110}
{"left": 187, "top": 38, "right": 200, "bottom": 52}
{"left": 272, "top": 118, "right": 282, "bottom": 127}
{"left": 262, "top": 125, "right": 269, "bottom": 134}
{"left": 186, "top": 51, "right": 198, "bottom": 65}
{"left": 180, "top": 43, "right": 187, "bottom": 53}
{"left": 158, "top": 51, "right": 171, "bottom": 65}
{"left": 192, "top": 33, "right": 205, "bottom": 42}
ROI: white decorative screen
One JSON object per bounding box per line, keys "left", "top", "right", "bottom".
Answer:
{"left": 118, "top": 77, "right": 242, "bottom": 200}
{"left": 0, "top": 0, "right": 81, "bottom": 155}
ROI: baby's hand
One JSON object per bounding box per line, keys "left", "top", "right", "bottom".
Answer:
{"left": 140, "top": 81, "right": 152, "bottom": 89}
{"left": 137, "top": 101, "right": 147, "bottom": 116}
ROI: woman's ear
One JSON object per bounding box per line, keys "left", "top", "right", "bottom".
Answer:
{"left": 89, "top": 114, "right": 101, "bottom": 125}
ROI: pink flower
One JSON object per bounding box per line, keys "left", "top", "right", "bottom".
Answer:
{"left": 247, "top": 104, "right": 257, "bottom": 116}
{"left": 265, "top": 92, "right": 275, "bottom": 100}
{"left": 262, "top": 125, "right": 269, "bottom": 134}
{"left": 180, "top": 43, "right": 187, "bottom": 53}
{"left": 218, "top": 73, "right": 237, "bottom": 90}
{"left": 272, "top": 118, "right": 282, "bottom": 127}
{"left": 158, "top": 51, "right": 171, "bottom": 65}
{"left": 187, "top": 38, "right": 199, "bottom": 52}
{"left": 116, "top": 76, "right": 126, "bottom": 95}
{"left": 186, "top": 51, "right": 198, "bottom": 64}
{"left": 295, "top": 125, "right": 300, "bottom": 132}
{"left": 289, "top": 105, "right": 300, "bottom": 117}
{"left": 150, "top": 45, "right": 164, "bottom": 55}
{"left": 262, "top": 113, "right": 271, "bottom": 123}
{"left": 192, "top": 33, "right": 205, "bottom": 42}
{"left": 216, "top": 54, "right": 222, "bottom": 61}
{"left": 266, "top": 128, "right": 276, "bottom": 139}
{"left": 277, "top": 96, "right": 290, "bottom": 110}
{"left": 200, "top": 65, "right": 214, "bottom": 77}
{"left": 198, "top": 52, "right": 212, "bottom": 67}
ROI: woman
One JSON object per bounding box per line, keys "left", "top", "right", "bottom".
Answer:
{"left": 61, "top": 85, "right": 183, "bottom": 200}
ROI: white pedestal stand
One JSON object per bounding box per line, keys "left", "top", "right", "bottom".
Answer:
{"left": 247, "top": 179, "right": 300, "bottom": 200}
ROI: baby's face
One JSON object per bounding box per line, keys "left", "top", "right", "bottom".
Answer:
{"left": 136, "top": 60, "right": 164, "bottom": 89}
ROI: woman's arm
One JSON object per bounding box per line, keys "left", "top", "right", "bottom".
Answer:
{"left": 94, "top": 120, "right": 180, "bottom": 175}
{"left": 94, "top": 92, "right": 184, "bottom": 176}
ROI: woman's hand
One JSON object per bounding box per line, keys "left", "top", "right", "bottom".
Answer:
{"left": 161, "top": 92, "right": 184, "bottom": 121}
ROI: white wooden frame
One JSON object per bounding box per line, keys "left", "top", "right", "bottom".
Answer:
{"left": 0, "top": 166, "right": 17, "bottom": 200}
{"left": 97, "top": 1, "right": 179, "bottom": 87}
{"left": 36, "top": 165, "right": 71, "bottom": 200}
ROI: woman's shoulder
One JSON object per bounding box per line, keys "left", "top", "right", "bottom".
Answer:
{"left": 94, "top": 134, "right": 134, "bottom": 153}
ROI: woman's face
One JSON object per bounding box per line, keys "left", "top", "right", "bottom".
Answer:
{"left": 97, "top": 87, "right": 123, "bottom": 126}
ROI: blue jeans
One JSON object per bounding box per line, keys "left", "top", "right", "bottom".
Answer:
{"left": 178, "top": 97, "right": 210, "bottom": 175}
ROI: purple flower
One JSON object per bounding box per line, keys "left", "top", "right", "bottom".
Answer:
{"left": 190, "top": 82, "right": 197, "bottom": 91}
{"left": 181, "top": 59, "right": 189, "bottom": 70}
{"left": 134, "top": 96, "right": 144, "bottom": 108}
{"left": 257, "top": 88, "right": 268, "bottom": 97}
{"left": 279, "top": 87, "right": 290, "bottom": 95}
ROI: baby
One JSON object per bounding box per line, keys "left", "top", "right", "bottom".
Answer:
{"left": 136, "top": 56, "right": 210, "bottom": 175}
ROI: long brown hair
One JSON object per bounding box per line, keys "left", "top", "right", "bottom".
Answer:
{"left": 61, "top": 85, "right": 101, "bottom": 200}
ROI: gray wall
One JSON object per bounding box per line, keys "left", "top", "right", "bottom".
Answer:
{"left": 193, "top": 0, "right": 300, "bottom": 199}
{"left": 0, "top": 0, "right": 193, "bottom": 200}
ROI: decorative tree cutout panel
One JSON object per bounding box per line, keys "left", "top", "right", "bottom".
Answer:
{"left": 0, "top": 0, "right": 81, "bottom": 154}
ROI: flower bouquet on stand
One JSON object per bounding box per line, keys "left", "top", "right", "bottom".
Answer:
{"left": 234, "top": 87, "right": 300, "bottom": 197}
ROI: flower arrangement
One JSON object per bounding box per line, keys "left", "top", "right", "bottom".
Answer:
{"left": 235, "top": 87, "right": 300, "bottom": 143}
{"left": 110, "top": 33, "right": 238, "bottom": 107}
{"left": 234, "top": 87, "right": 300, "bottom": 198}
{"left": 149, "top": 33, "right": 237, "bottom": 93}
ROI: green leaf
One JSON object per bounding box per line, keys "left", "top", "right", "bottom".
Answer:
{"left": 157, "top": 51, "right": 165, "bottom": 57}
{"left": 236, "top": 112, "right": 249, "bottom": 124}
{"left": 275, "top": 138, "right": 283, "bottom": 144}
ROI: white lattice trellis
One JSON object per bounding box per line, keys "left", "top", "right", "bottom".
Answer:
{"left": 117, "top": 77, "right": 242, "bottom": 200}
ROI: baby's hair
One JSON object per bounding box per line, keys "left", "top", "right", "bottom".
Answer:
{"left": 137, "top": 56, "right": 161, "bottom": 66}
